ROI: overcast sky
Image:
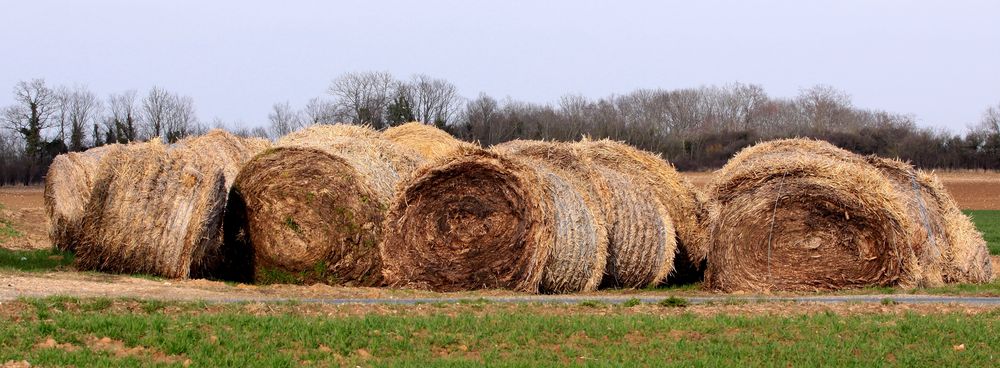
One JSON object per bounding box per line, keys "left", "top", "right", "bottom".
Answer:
{"left": 1, "top": 0, "right": 998, "bottom": 132}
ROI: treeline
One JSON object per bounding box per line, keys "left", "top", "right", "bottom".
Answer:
{"left": 2, "top": 73, "right": 999, "bottom": 184}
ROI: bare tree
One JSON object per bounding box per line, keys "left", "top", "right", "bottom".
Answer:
{"left": 328, "top": 71, "right": 396, "bottom": 128}
{"left": 406, "top": 74, "right": 462, "bottom": 126}
{"left": 460, "top": 93, "right": 500, "bottom": 144}
{"left": 979, "top": 102, "right": 1000, "bottom": 134}
{"left": 2, "top": 79, "right": 59, "bottom": 183}
{"left": 796, "top": 85, "right": 853, "bottom": 132}
{"left": 165, "top": 94, "right": 197, "bottom": 142}
{"left": 62, "top": 86, "right": 102, "bottom": 150}
{"left": 108, "top": 90, "right": 141, "bottom": 142}
{"left": 268, "top": 101, "right": 304, "bottom": 138}
{"left": 142, "top": 86, "right": 172, "bottom": 141}
{"left": 303, "top": 97, "right": 339, "bottom": 125}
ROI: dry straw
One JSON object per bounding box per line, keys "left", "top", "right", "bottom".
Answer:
{"left": 382, "top": 122, "right": 475, "bottom": 160}
{"left": 76, "top": 130, "right": 269, "bottom": 278}
{"left": 44, "top": 144, "right": 122, "bottom": 251}
{"left": 575, "top": 138, "right": 708, "bottom": 279}
{"left": 705, "top": 139, "right": 920, "bottom": 292}
{"left": 493, "top": 140, "right": 609, "bottom": 292}
{"left": 866, "top": 156, "right": 993, "bottom": 285}
{"left": 594, "top": 167, "right": 677, "bottom": 288}
{"left": 380, "top": 146, "right": 554, "bottom": 292}
{"left": 227, "top": 124, "right": 423, "bottom": 285}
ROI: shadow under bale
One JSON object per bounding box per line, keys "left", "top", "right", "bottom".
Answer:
{"left": 226, "top": 124, "right": 422, "bottom": 286}
{"left": 706, "top": 139, "right": 920, "bottom": 292}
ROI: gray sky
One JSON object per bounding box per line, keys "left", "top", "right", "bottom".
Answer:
{"left": 2, "top": 0, "right": 998, "bottom": 132}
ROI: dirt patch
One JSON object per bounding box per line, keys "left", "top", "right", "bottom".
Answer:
{"left": 0, "top": 186, "right": 49, "bottom": 250}
{"left": 31, "top": 336, "right": 189, "bottom": 365}
{"left": 934, "top": 171, "right": 1000, "bottom": 210}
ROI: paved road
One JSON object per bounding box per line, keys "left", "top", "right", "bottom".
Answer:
{"left": 3, "top": 273, "right": 998, "bottom": 306}
{"left": 3, "top": 290, "right": 999, "bottom": 306}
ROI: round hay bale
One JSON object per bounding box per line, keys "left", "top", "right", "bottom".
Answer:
{"left": 866, "top": 156, "right": 993, "bottom": 285}
{"left": 279, "top": 123, "right": 379, "bottom": 143}
{"left": 705, "top": 139, "right": 920, "bottom": 292}
{"left": 380, "top": 146, "right": 554, "bottom": 293}
{"left": 493, "top": 140, "right": 608, "bottom": 292}
{"left": 575, "top": 138, "right": 708, "bottom": 279}
{"left": 382, "top": 122, "right": 475, "bottom": 160}
{"left": 595, "top": 167, "right": 677, "bottom": 288}
{"left": 76, "top": 130, "right": 270, "bottom": 278}
{"left": 227, "top": 124, "right": 423, "bottom": 286}
{"left": 44, "top": 144, "right": 122, "bottom": 251}
{"left": 724, "top": 138, "right": 866, "bottom": 169}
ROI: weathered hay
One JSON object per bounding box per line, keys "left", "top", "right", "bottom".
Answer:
{"left": 596, "top": 167, "right": 677, "bottom": 287}
{"left": 575, "top": 138, "right": 708, "bottom": 279}
{"left": 44, "top": 144, "right": 122, "bottom": 251}
{"left": 76, "top": 130, "right": 270, "bottom": 278}
{"left": 280, "top": 123, "right": 380, "bottom": 142}
{"left": 380, "top": 146, "right": 554, "bottom": 293}
{"left": 866, "top": 156, "right": 994, "bottom": 285}
{"left": 499, "top": 140, "right": 677, "bottom": 288}
{"left": 493, "top": 140, "right": 608, "bottom": 292}
{"left": 382, "top": 122, "right": 475, "bottom": 160}
{"left": 227, "top": 124, "right": 422, "bottom": 285}
{"left": 706, "top": 139, "right": 920, "bottom": 292}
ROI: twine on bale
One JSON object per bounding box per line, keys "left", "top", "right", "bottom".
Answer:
{"left": 765, "top": 172, "right": 787, "bottom": 286}
{"left": 910, "top": 170, "right": 940, "bottom": 259}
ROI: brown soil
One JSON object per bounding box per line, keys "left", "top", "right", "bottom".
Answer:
{"left": 681, "top": 170, "right": 1000, "bottom": 210}
{"left": 0, "top": 186, "right": 49, "bottom": 250}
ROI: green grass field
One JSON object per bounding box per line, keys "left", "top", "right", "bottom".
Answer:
{"left": 0, "top": 297, "right": 996, "bottom": 367}
{"left": 0, "top": 247, "right": 74, "bottom": 272}
{"left": 964, "top": 210, "right": 1000, "bottom": 255}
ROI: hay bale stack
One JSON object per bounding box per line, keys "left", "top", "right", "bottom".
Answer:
{"left": 866, "top": 156, "right": 993, "bottom": 285}
{"left": 380, "top": 147, "right": 555, "bottom": 293}
{"left": 44, "top": 144, "right": 122, "bottom": 251}
{"left": 575, "top": 139, "right": 708, "bottom": 277}
{"left": 706, "top": 139, "right": 919, "bottom": 292}
{"left": 77, "top": 131, "right": 270, "bottom": 278}
{"left": 382, "top": 122, "right": 475, "bottom": 160}
{"left": 227, "top": 124, "right": 423, "bottom": 286}
{"left": 492, "top": 140, "right": 608, "bottom": 292}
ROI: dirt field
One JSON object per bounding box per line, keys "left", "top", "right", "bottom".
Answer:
{"left": 681, "top": 170, "right": 1000, "bottom": 210}
{"left": 1, "top": 171, "right": 998, "bottom": 304}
